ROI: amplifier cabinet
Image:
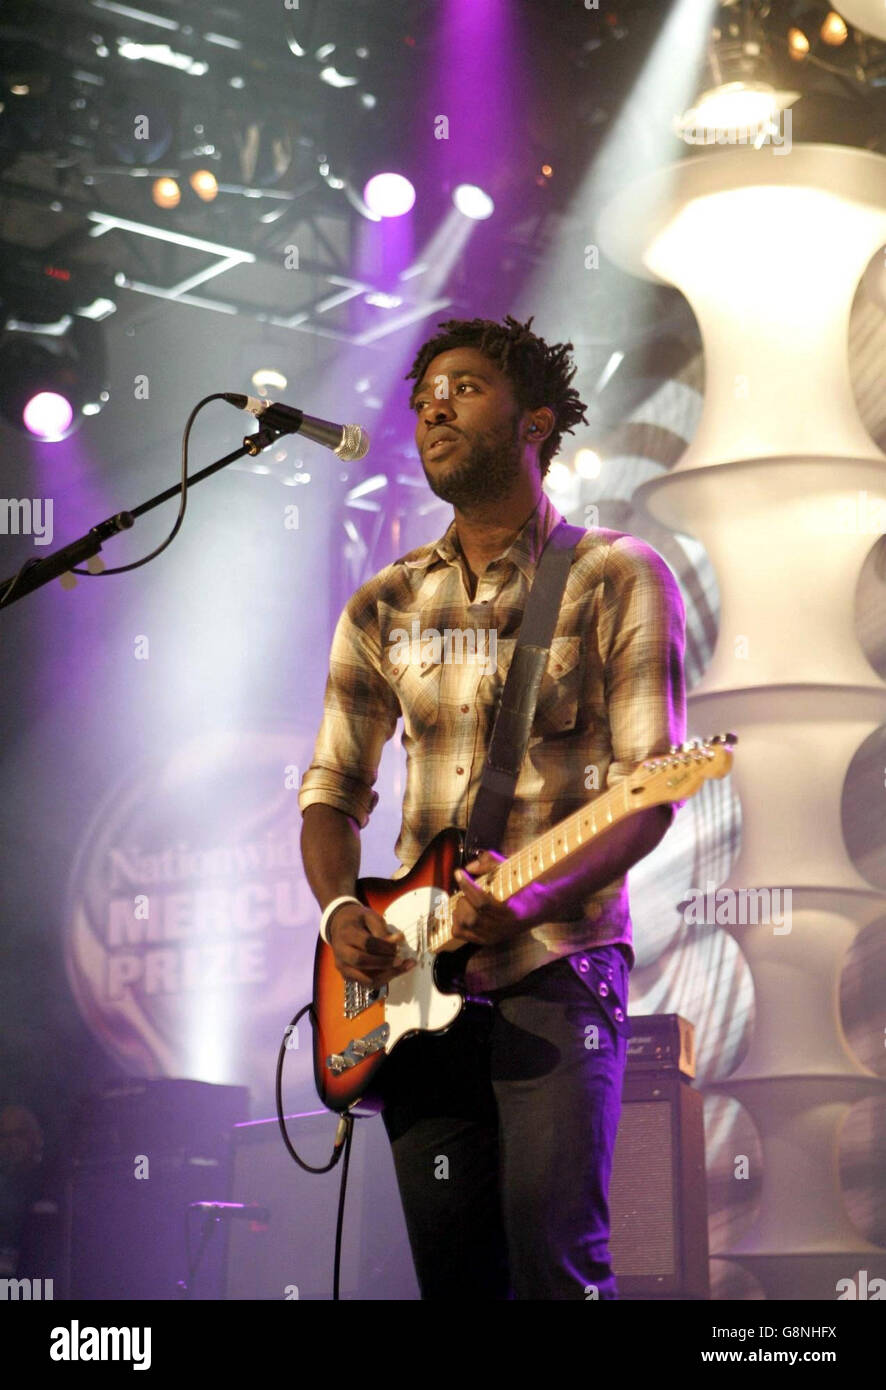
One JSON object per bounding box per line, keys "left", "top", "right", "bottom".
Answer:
{"left": 609, "top": 1072, "right": 709, "bottom": 1300}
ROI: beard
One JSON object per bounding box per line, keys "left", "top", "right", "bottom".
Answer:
{"left": 421, "top": 414, "right": 523, "bottom": 508}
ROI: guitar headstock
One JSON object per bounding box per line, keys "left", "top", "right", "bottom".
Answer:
{"left": 629, "top": 732, "right": 737, "bottom": 808}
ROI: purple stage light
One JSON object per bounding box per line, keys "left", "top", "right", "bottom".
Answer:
{"left": 22, "top": 391, "right": 75, "bottom": 441}
{"left": 363, "top": 173, "right": 416, "bottom": 218}
{"left": 453, "top": 184, "right": 494, "bottom": 220}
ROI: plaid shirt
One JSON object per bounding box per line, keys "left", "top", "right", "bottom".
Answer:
{"left": 299, "top": 491, "right": 686, "bottom": 990}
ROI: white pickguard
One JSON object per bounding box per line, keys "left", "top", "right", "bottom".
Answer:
{"left": 381, "top": 886, "right": 463, "bottom": 1049}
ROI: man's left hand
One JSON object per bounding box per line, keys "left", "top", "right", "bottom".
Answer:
{"left": 451, "top": 850, "right": 553, "bottom": 946}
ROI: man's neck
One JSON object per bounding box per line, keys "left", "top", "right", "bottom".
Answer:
{"left": 452, "top": 483, "right": 543, "bottom": 596}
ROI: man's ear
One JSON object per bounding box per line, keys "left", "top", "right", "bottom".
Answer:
{"left": 525, "top": 407, "right": 555, "bottom": 441}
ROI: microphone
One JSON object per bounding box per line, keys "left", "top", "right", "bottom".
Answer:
{"left": 222, "top": 393, "right": 369, "bottom": 461}
{"left": 188, "top": 1201, "right": 270, "bottom": 1223}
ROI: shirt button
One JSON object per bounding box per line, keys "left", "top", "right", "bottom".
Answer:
{"left": 598, "top": 981, "right": 609, "bottom": 997}
{"left": 578, "top": 957, "right": 590, "bottom": 974}
{"left": 614, "top": 1007, "right": 625, "bottom": 1023}
{"left": 392, "top": 667, "right": 399, "bottom": 675}
{"left": 456, "top": 766, "right": 464, "bottom": 775}
{"left": 460, "top": 704, "right": 469, "bottom": 713}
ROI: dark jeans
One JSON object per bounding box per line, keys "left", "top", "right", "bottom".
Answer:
{"left": 377, "top": 944, "right": 630, "bottom": 1301}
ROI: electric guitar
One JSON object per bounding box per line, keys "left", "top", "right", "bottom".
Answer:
{"left": 312, "top": 733, "right": 736, "bottom": 1113}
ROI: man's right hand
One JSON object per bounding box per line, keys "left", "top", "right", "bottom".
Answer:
{"left": 326, "top": 902, "right": 417, "bottom": 988}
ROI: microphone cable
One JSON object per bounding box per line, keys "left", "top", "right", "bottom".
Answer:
{"left": 71, "top": 393, "right": 232, "bottom": 577}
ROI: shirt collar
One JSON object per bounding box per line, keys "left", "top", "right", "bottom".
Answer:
{"left": 403, "top": 491, "right": 564, "bottom": 583}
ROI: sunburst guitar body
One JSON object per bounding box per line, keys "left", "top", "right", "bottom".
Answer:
{"left": 311, "top": 733, "right": 736, "bottom": 1113}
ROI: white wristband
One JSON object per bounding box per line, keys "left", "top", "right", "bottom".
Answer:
{"left": 319, "top": 895, "right": 362, "bottom": 944}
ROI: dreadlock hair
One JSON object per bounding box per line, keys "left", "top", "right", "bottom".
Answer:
{"left": 405, "top": 314, "right": 589, "bottom": 478}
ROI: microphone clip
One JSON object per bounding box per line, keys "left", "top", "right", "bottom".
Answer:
{"left": 243, "top": 424, "right": 283, "bottom": 456}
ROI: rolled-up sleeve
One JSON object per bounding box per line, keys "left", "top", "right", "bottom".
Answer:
{"left": 298, "top": 589, "right": 400, "bottom": 827}
{"left": 597, "top": 535, "right": 687, "bottom": 799}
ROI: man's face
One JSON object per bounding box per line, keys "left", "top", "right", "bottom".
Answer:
{"left": 410, "top": 347, "right": 528, "bottom": 508}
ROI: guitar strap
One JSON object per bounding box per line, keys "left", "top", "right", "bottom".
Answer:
{"left": 464, "top": 517, "right": 586, "bottom": 860}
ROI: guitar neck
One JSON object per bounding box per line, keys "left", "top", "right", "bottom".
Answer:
{"left": 487, "top": 780, "right": 631, "bottom": 902}
{"left": 423, "top": 735, "right": 735, "bottom": 954}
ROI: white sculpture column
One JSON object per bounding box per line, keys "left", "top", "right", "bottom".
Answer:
{"left": 598, "top": 144, "right": 886, "bottom": 1300}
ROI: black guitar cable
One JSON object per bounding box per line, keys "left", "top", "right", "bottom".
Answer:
{"left": 275, "top": 1002, "right": 356, "bottom": 1300}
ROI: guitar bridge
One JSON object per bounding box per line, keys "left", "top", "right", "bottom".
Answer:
{"left": 326, "top": 1024, "right": 391, "bottom": 1074}
{"left": 344, "top": 979, "right": 386, "bottom": 1019}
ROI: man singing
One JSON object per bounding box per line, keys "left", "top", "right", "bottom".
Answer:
{"left": 300, "top": 314, "right": 686, "bottom": 1299}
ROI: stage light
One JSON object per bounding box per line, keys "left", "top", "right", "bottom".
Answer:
{"left": 688, "top": 80, "right": 777, "bottom": 130}
{"left": 363, "top": 173, "right": 415, "bottom": 218}
{"left": 22, "top": 391, "right": 74, "bottom": 441}
{"left": 152, "top": 176, "right": 181, "bottom": 208}
{"left": 676, "top": 5, "right": 800, "bottom": 147}
{"left": 0, "top": 40, "right": 63, "bottom": 158}
{"left": 452, "top": 184, "right": 495, "bottom": 220}
{"left": 117, "top": 40, "right": 208, "bottom": 77}
{"left": 546, "top": 461, "right": 572, "bottom": 491}
{"left": 676, "top": 79, "right": 798, "bottom": 146}
{"left": 1, "top": 39, "right": 55, "bottom": 102}
{"left": 0, "top": 320, "right": 108, "bottom": 441}
{"left": 821, "top": 10, "right": 849, "bottom": 44}
{"left": 574, "top": 448, "right": 602, "bottom": 479}
{"left": 251, "top": 367, "right": 287, "bottom": 394}
{"left": 788, "top": 26, "right": 811, "bottom": 59}
{"left": 189, "top": 168, "right": 218, "bottom": 202}
{"left": 319, "top": 66, "right": 359, "bottom": 88}
{"left": 364, "top": 291, "right": 402, "bottom": 309}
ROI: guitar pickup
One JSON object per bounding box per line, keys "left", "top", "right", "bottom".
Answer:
{"left": 344, "top": 979, "right": 387, "bottom": 1019}
{"left": 326, "top": 1024, "right": 391, "bottom": 1074}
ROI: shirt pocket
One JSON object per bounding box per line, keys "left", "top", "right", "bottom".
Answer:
{"left": 384, "top": 647, "right": 442, "bottom": 743}
{"left": 531, "top": 635, "right": 583, "bottom": 737}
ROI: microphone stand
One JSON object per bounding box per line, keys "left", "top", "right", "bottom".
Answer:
{"left": 0, "top": 424, "right": 281, "bottom": 609}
